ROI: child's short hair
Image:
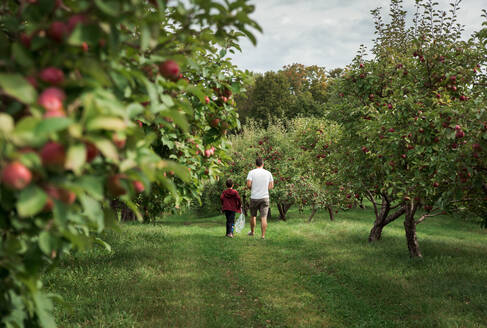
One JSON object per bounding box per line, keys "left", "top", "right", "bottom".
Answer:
{"left": 226, "top": 179, "right": 233, "bottom": 188}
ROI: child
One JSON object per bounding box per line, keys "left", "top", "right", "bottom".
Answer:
{"left": 220, "top": 179, "right": 242, "bottom": 238}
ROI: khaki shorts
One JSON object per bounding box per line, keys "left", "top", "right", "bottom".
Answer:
{"left": 250, "top": 198, "right": 270, "bottom": 218}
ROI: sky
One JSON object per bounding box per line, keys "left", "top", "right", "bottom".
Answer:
{"left": 229, "top": 0, "right": 486, "bottom": 73}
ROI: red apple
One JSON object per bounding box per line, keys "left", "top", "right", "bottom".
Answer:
{"left": 159, "top": 60, "right": 180, "bottom": 81}
{"left": 40, "top": 142, "right": 66, "bottom": 170}
{"left": 39, "top": 67, "right": 64, "bottom": 85}
{"left": 433, "top": 182, "right": 439, "bottom": 188}
{"left": 205, "top": 96, "right": 210, "bottom": 104}
{"left": 1, "top": 162, "right": 32, "bottom": 190}
{"left": 133, "top": 180, "right": 145, "bottom": 193}
{"left": 38, "top": 87, "right": 66, "bottom": 113}
{"left": 112, "top": 134, "right": 126, "bottom": 149}
{"left": 210, "top": 118, "right": 220, "bottom": 128}
{"left": 58, "top": 188, "right": 76, "bottom": 204}
{"left": 48, "top": 21, "right": 68, "bottom": 42}
{"left": 85, "top": 141, "right": 99, "bottom": 163}
{"left": 20, "top": 33, "right": 32, "bottom": 48}
{"left": 43, "top": 185, "right": 60, "bottom": 211}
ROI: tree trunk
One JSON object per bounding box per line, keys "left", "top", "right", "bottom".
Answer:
{"left": 368, "top": 207, "right": 406, "bottom": 242}
{"left": 110, "top": 199, "right": 136, "bottom": 222}
{"left": 368, "top": 194, "right": 390, "bottom": 242}
{"left": 121, "top": 203, "right": 136, "bottom": 221}
{"left": 404, "top": 201, "right": 422, "bottom": 258}
{"left": 267, "top": 206, "right": 272, "bottom": 220}
{"left": 308, "top": 205, "right": 317, "bottom": 222}
{"left": 367, "top": 194, "right": 405, "bottom": 242}
{"left": 326, "top": 205, "right": 334, "bottom": 221}
{"left": 277, "top": 202, "right": 291, "bottom": 221}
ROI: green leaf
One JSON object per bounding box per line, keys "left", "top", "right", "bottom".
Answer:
{"left": 67, "top": 25, "right": 101, "bottom": 46}
{"left": 13, "top": 116, "right": 47, "bottom": 147}
{"left": 187, "top": 85, "right": 206, "bottom": 103}
{"left": 38, "top": 231, "right": 59, "bottom": 256}
{"left": 0, "top": 113, "right": 14, "bottom": 135}
{"left": 94, "top": 0, "right": 120, "bottom": 16}
{"left": 16, "top": 186, "right": 47, "bottom": 217}
{"left": 86, "top": 117, "right": 126, "bottom": 131}
{"left": 66, "top": 143, "right": 87, "bottom": 174}
{"left": 92, "top": 138, "right": 119, "bottom": 162}
{"left": 0, "top": 73, "right": 37, "bottom": 104}
{"left": 79, "top": 194, "right": 104, "bottom": 232}
{"left": 77, "top": 176, "right": 104, "bottom": 200}
{"left": 35, "top": 117, "right": 73, "bottom": 136}
{"left": 159, "top": 160, "right": 190, "bottom": 182}
{"left": 12, "top": 43, "right": 35, "bottom": 68}
{"left": 33, "top": 292, "right": 56, "bottom": 328}
{"left": 94, "top": 237, "right": 112, "bottom": 252}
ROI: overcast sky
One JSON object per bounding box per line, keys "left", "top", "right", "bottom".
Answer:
{"left": 230, "top": 0, "right": 486, "bottom": 73}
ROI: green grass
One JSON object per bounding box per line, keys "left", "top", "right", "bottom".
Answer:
{"left": 45, "top": 207, "right": 487, "bottom": 328}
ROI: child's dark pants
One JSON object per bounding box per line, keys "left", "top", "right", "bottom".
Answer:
{"left": 224, "top": 210, "right": 235, "bottom": 235}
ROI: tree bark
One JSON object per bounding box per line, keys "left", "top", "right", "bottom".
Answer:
{"left": 277, "top": 202, "right": 291, "bottom": 221}
{"left": 404, "top": 200, "right": 422, "bottom": 258}
{"left": 267, "top": 206, "right": 272, "bottom": 220}
{"left": 367, "top": 193, "right": 406, "bottom": 242}
{"left": 121, "top": 203, "right": 136, "bottom": 222}
{"left": 308, "top": 205, "right": 317, "bottom": 222}
{"left": 326, "top": 205, "right": 334, "bottom": 221}
{"left": 110, "top": 199, "right": 136, "bottom": 222}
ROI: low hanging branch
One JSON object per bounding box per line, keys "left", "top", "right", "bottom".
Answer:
{"left": 415, "top": 210, "right": 444, "bottom": 225}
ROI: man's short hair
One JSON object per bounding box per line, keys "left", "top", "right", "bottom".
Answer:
{"left": 226, "top": 179, "right": 233, "bottom": 187}
{"left": 256, "top": 158, "right": 263, "bottom": 167}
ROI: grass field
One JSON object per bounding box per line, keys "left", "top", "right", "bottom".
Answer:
{"left": 44, "top": 207, "right": 487, "bottom": 328}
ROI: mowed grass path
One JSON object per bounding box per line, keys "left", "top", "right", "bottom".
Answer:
{"left": 45, "top": 208, "right": 487, "bottom": 328}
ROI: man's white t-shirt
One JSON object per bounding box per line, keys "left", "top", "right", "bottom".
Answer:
{"left": 247, "top": 168, "right": 273, "bottom": 199}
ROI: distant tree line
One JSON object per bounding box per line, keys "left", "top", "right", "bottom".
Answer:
{"left": 235, "top": 63, "right": 330, "bottom": 125}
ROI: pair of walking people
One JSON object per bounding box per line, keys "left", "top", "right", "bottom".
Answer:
{"left": 220, "top": 158, "right": 274, "bottom": 239}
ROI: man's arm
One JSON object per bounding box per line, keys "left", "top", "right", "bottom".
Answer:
{"left": 268, "top": 181, "right": 274, "bottom": 190}
{"left": 247, "top": 179, "right": 252, "bottom": 189}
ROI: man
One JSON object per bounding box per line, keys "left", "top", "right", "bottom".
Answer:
{"left": 246, "top": 157, "right": 274, "bottom": 239}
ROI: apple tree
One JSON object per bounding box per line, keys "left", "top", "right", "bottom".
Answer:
{"left": 0, "top": 0, "right": 260, "bottom": 326}
{"left": 289, "top": 118, "right": 357, "bottom": 222}
{"left": 327, "top": 0, "right": 487, "bottom": 256}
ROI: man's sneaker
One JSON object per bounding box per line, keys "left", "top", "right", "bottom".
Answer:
{"left": 248, "top": 231, "right": 254, "bottom": 236}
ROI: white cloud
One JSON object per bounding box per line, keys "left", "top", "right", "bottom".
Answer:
{"left": 230, "top": 0, "right": 486, "bottom": 73}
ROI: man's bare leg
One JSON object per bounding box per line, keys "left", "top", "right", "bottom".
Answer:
{"left": 261, "top": 216, "right": 267, "bottom": 239}
{"left": 250, "top": 216, "right": 256, "bottom": 235}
